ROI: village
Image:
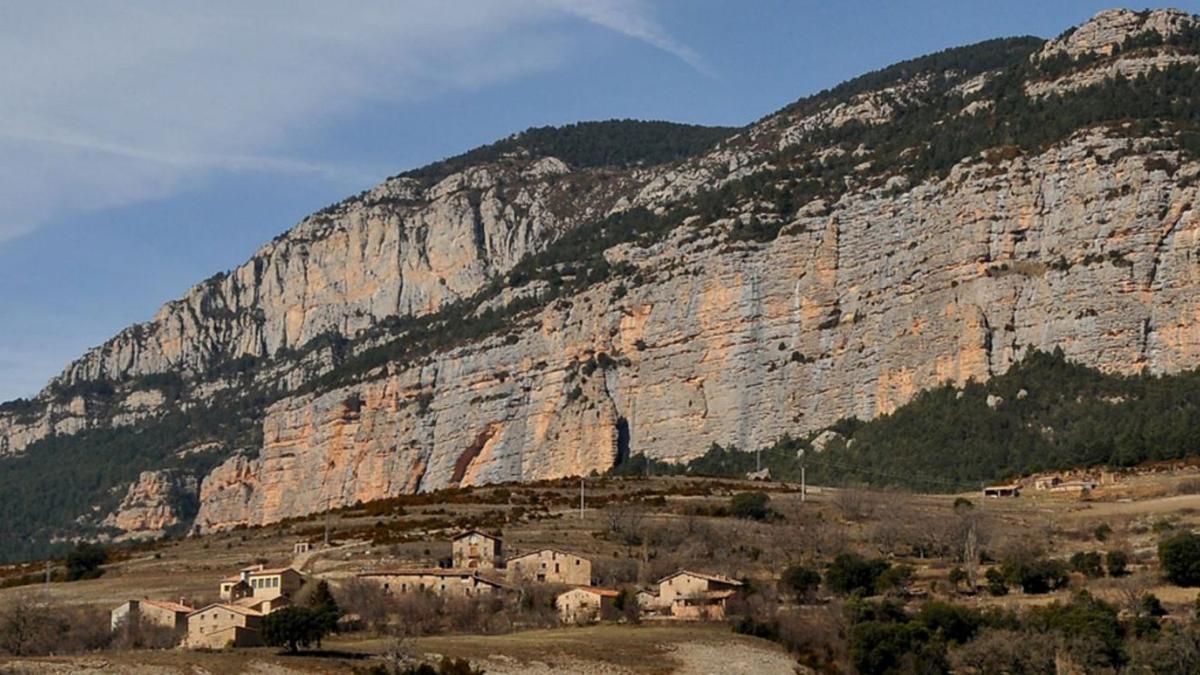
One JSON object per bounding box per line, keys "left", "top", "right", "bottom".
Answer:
{"left": 107, "top": 527, "right": 746, "bottom": 651}
{"left": 8, "top": 466, "right": 1200, "bottom": 672}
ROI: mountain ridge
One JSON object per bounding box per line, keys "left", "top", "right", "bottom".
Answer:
{"left": 3, "top": 7, "right": 1200, "bottom": 562}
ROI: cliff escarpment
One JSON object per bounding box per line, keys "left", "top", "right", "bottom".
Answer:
{"left": 3, "top": 9, "right": 1200, "bottom": 558}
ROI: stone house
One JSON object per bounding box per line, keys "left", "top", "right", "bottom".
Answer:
{"left": 357, "top": 569, "right": 510, "bottom": 597}
{"left": 219, "top": 565, "right": 305, "bottom": 601}
{"left": 557, "top": 587, "right": 619, "bottom": 625}
{"left": 636, "top": 589, "right": 664, "bottom": 614}
{"left": 110, "top": 598, "right": 193, "bottom": 633}
{"left": 452, "top": 530, "right": 502, "bottom": 569}
{"left": 507, "top": 548, "right": 592, "bottom": 586}
{"left": 657, "top": 571, "right": 744, "bottom": 620}
{"left": 670, "top": 589, "right": 739, "bottom": 620}
{"left": 185, "top": 603, "right": 265, "bottom": 649}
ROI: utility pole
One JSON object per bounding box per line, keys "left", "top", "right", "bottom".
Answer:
{"left": 579, "top": 477, "right": 585, "bottom": 519}
{"left": 324, "top": 495, "right": 331, "bottom": 548}
{"left": 798, "top": 448, "right": 807, "bottom": 503}
{"left": 45, "top": 560, "right": 51, "bottom": 586}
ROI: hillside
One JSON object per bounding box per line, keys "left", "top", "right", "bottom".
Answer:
{"left": 3, "top": 8, "right": 1200, "bottom": 563}
{"left": 618, "top": 349, "right": 1200, "bottom": 491}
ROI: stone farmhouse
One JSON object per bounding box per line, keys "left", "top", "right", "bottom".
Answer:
{"left": 507, "top": 548, "right": 592, "bottom": 586}
{"left": 357, "top": 569, "right": 510, "bottom": 597}
{"left": 183, "top": 564, "right": 304, "bottom": 649}
{"left": 556, "top": 587, "right": 619, "bottom": 625}
{"left": 220, "top": 565, "right": 305, "bottom": 601}
{"left": 185, "top": 603, "right": 266, "bottom": 649}
{"left": 109, "top": 598, "right": 192, "bottom": 633}
{"left": 654, "top": 570, "right": 744, "bottom": 620}
{"left": 452, "top": 530, "right": 503, "bottom": 569}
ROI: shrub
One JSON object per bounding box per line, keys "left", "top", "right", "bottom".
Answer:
{"left": 0, "top": 596, "right": 113, "bottom": 656}
{"left": 65, "top": 542, "right": 107, "bottom": 581}
{"left": 1000, "top": 553, "right": 1068, "bottom": 594}
{"left": 1160, "top": 532, "right": 1200, "bottom": 586}
{"left": 825, "top": 552, "right": 890, "bottom": 596}
{"left": 984, "top": 568, "right": 1008, "bottom": 596}
{"left": 915, "top": 601, "right": 982, "bottom": 646}
{"left": 1025, "top": 592, "right": 1123, "bottom": 668}
{"left": 1106, "top": 550, "right": 1129, "bottom": 577}
{"left": 1094, "top": 523, "right": 1113, "bottom": 542}
{"left": 729, "top": 492, "right": 771, "bottom": 521}
{"left": 1141, "top": 592, "right": 1168, "bottom": 618}
{"left": 262, "top": 606, "right": 334, "bottom": 653}
{"left": 947, "top": 567, "right": 968, "bottom": 591}
{"left": 949, "top": 628, "right": 1057, "bottom": 674}
{"left": 878, "top": 564, "right": 916, "bottom": 594}
{"left": 780, "top": 565, "right": 821, "bottom": 602}
{"left": 848, "top": 620, "right": 947, "bottom": 675}
{"left": 1069, "top": 551, "right": 1105, "bottom": 579}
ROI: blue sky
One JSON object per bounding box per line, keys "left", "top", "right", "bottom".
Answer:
{"left": 0, "top": 0, "right": 1163, "bottom": 402}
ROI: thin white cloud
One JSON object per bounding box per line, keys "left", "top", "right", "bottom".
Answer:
{"left": 0, "top": 1, "right": 705, "bottom": 245}
{"left": 548, "top": 0, "right": 714, "bottom": 76}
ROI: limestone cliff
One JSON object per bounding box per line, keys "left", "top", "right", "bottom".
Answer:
{"left": 102, "top": 470, "right": 199, "bottom": 540}
{"left": 195, "top": 129, "right": 1200, "bottom": 529}
{"left": 4, "top": 8, "right": 1200, "bottom": 546}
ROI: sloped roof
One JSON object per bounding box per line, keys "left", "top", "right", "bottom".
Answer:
{"left": 507, "top": 547, "right": 589, "bottom": 562}
{"left": 657, "top": 570, "right": 744, "bottom": 587}
{"left": 140, "top": 599, "right": 193, "bottom": 614}
{"left": 222, "top": 566, "right": 300, "bottom": 582}
{"left": 188, "top": 602, "right": 263, "bottom": 618}
{"left": 233, "top": 595, "right": 289, "bottom": 609}
{"left": 357, "top": 568, "right": 512, "bottom": 588}
{"left": 560, "top": 586, "right": 619, "bottom": 598}
{"left": 452, "top": 529, "right": 500, "bottom": 542}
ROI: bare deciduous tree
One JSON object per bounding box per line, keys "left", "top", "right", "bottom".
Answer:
{"left": 0, "top": 593, "right": 63, "bottom": 657}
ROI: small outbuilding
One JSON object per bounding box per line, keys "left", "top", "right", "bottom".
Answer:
{"left": 557, "top": 586, "right": 619, "bottom": 625}
{"left": 110, "top": 598, "right": 192, "bottom": 633}
{"left": 983, "top": 484, "right": 1021, "bottom": 498}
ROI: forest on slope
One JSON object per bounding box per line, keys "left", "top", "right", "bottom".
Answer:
{"left": 616, "top": 350, "right": 1200, "bottom": 492}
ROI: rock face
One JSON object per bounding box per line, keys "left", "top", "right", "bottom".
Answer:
{"left": 5, "top": 8, "right": 1200, "bottom": 540}
{"left": 196, "top": 130, "right": 1200, "bottom": 529}
{"left": 1036, "top": 8, "right": 1194, "bottom": 61}
{"left": 103, "top": 470, "right": 199, "bottom": 539}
